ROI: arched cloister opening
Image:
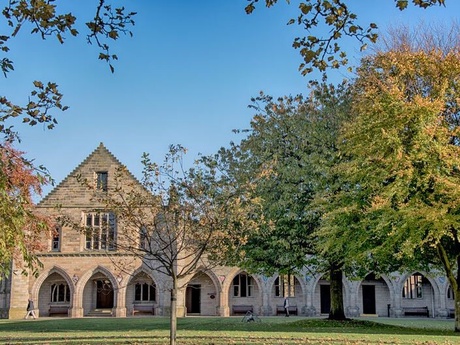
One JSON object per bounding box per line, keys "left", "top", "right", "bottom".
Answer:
{"left": 228, "top": 271, "right": 262, "bottom": 315}
{"left": 185, "top": 271, "right": 219, "bottom": 316}
{"left": 400, "top": 272, "right": 435, "bottom": 317}
{"left": 311, "top": 272, "right": 356, "bottom": 317}
{"left": 358, "top": 273, "right": 391, "bottom": 317}
{"left": 269, "top": 274, "right": 303, "bottom": 315}
{"left": 79, "top": 267, "right": 118, "bottom": 316}
{"left": 37, "top": 268, "right": 73, "bottom": 317}
{"left": 312, "top": 274, "right": 331, "bottom": 315}
{"left": 126, "top": 270, "right": 157, "bottom": 316}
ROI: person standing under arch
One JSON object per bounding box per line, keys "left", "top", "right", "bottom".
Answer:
{"left": 284, "top": 296, "right": 290, "bottom": 317}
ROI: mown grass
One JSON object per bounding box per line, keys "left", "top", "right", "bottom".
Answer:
{"left": 0, "top": 316, "right": 458, "bottom": 344}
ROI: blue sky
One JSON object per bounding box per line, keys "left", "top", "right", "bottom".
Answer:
{"left": 3, "top": 0, "right": 459, "bottom": 198}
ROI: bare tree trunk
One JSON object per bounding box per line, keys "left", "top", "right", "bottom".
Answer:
{"left": 170, "top": 277, "right": 178, "bottom": 345}
{"left": 329, "top": 262, "right": 347, "bottom": 320}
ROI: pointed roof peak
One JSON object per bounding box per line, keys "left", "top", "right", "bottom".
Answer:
{"left": 38, "top": 143, "right": 144, "bottom": 206}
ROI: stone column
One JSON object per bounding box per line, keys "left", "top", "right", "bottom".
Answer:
{"left": 113, "top": 284, "right": 127, "bottom": 317}
{"left": 8, "top": 261, "right": 31, "bottom": 319}
{"left": 304, "top": 275, "right": 316, "bottom": 317}
{"left": 391, "top": 276, "right": 403, "bottom": 317}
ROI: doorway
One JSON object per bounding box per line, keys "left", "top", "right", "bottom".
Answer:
{"left": 320, "top": 285, "right": 330, "bottom": 314}
{"left": 96, "top": 280, "right": 114, "bottom": 309}
{"left": 186, "top": 284, "right": 201, "bottom": 314}
{"left": 362, "top": 285, "right": 376, "bottom": 314}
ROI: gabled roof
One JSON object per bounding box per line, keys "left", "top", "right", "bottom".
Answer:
{"left": 38, "top": 143, "right": 147, "bottom": 207}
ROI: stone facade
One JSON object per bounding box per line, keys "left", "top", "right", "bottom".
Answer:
{"left": 2, "top": 143, "right": 455, "bottom": 319}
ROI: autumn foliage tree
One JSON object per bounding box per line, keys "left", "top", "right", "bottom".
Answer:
{"left": 0, "top": 143, "right": 52, "bottom": 276}
{"left": 317, "top": 25, "right": 460, "bottom": 330}
{"left": 0, "top": 0, "right": 136, "bottom": 278}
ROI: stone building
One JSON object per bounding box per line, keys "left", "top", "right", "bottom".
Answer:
{"left": 2, "top": 144, "right": 455, "bottom": 319}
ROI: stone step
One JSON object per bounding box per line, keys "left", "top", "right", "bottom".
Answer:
{"left": 86, "top": 308, "right": 113, "bottom": 317}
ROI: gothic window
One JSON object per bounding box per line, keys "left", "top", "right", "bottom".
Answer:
{"left": 51, "top": 283, "right": 70, "bottom": 303}
{"left": 84, "top": 212, "right": 116, "bottom": 250}
{"left": 274, "top": 274, "right": 296, "bottom": 297}
{"left": 134, "top": 282, "right": 156, "bottom": 302}
{"left": 232, "top": 273, "right": 253, "bottom": 297}
{"left": 52, "top": 226, "right": 61, "bottom": 252}
{"left": 402, "top": 274, "right": 423, "bottom": 299}
{"left": 96, "top": 171, "right": 108, "bottom": 192}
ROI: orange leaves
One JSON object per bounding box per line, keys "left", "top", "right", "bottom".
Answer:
{"left": 0, "top": 142, "right": 52, "bottom": 275}
{"left": 0, "top": 142, "right": 44, "bottom": 201}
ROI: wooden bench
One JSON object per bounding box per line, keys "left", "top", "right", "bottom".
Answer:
{"left": 276, "top": 305, "right": 298, "bottom": 315}
{"left": 403, "top": 306, "right": 429, "bottom": 317}
{"left": 132, "top": 304, "right": 154, "bottom": 315}
{"left": 232, "top": 305, "right": 253, "bottom": 315}
{"left": 49, "top": 305, "right": 69, "bottom": 316}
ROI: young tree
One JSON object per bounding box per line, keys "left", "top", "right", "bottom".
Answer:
{"left": 323, "top": 25, "right": 460, "bottom": 330}
{"left": 78, "top": 145, "right": 253, "bottom": 345}
{"left": 0, "top": 142, "right": 52, "bottom": 276}
{"left": 212, "top": 82, "right": 353, "bottom": 319}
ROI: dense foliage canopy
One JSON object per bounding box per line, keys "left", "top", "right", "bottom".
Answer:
{"left": 314, "top": 27, "right": 460, "bottom": 330}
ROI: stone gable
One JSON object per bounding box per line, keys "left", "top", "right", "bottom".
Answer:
{"left": 38, "top": 142, "right": 145, "bottom": 208}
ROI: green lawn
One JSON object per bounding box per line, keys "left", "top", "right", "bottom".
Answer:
{"left": 0, "top": 316, "right": 458, "bottom": 344}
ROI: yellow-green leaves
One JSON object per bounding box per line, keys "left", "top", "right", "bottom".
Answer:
{"left": 334, "top": 33, "right": 460, "bottom": 288}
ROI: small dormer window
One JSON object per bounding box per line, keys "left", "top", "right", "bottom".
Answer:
{"left": 96, "top": 171, "right": 108, "bottom": 192}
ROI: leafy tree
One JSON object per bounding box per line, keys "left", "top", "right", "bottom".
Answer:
{"left": 246, "top": 0, "right": 445, "bottom": 74}
{"left": 76, "top": 145, "right": 253, "bottom": 345}
{"left": 211, "top": 82, "right": 353, "bottom": 319}
{"left": 321, "top": 25, "right": 460, "bottom": 330}
{"left": 0, "top": 142, "right": 52, "bottom": 276}
{"left": 0, "top": 0, "right": 135, "bottom": 280}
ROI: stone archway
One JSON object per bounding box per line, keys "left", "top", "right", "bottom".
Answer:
{"left": 126, "top": 270, "right": 157, "bottom": 316}
{"left": 268, "top": 274, "right": 304, "bottom": 316}
{"left": 399, "top": 272, "right": 437, "bottom": 317}
{"left": 37, "top": 268, "right": 73, "bottom": 317}
{"left": 185, "top": 271, "right": 219, "bottom": 316}
{"left": 358, "top": 273, "right": 391, "bottom": 317}
{"left": 77, "top": 266, "right": 119, "bottom": 316}
{"left": 227, "top": 270, "right": 263, "bottom": 316}
{"left": 311, "top": 275, "right": 331, "bottom": 315}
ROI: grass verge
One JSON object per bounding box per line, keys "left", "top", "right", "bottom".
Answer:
{"left": 0, "top": 316, "right": 457, "bottom": 344}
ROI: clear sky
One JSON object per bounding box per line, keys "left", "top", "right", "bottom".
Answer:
{"left": 3, "top": 0, "right": 459, "bottom": 199}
